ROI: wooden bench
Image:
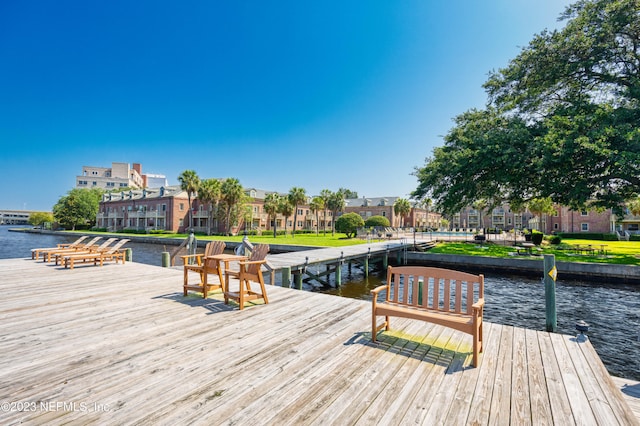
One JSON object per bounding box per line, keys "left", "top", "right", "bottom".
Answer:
{"left": 371, "top": 265, "right": 485, "bottom": 367}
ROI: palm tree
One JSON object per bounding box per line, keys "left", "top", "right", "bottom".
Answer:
{"left": 278, "top": 198, "right": 294, "bottom": 236}
{"left": 198, "top": 178, "right": 221, "bottom": 235}
{"left": 309, "top": 196, "right": 324, "bottom": 235}
{"left": 326, "top": 190, "right": 346, "bottom": 236}
{"left": 220, "top": 178, "right": 244, "bottom": 235}
{"left": 177, "top": 170, "right": 200, "bottom": 232}
{"left": 393, "top": 198, "right": 411, "bottom": 228}
{"left": 264, "top": 192, "right": 281, "bottom": 237}
{"left": 423, "top": 198, "right": 433, "bottom": 229}
{"left": 472, "top": 199, "right": 488, "bottom": 233}
{"left": 288, "top": 187, "right": 307, "bottom": 238}
{"left": 319, "top": 189, "right": 332, "bottom": 235}
{"left": 527, "top": 197, "right": 555, "bottom": 232}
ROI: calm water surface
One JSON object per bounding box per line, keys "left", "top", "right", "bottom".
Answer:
{"left": 2, "top": 226, "right": 639, "bottom": 381}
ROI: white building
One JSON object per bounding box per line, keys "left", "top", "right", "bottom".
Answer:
{"left": 145, "top": 173, "right": 169, "bottom": 188}
{"left": 76, "top": 162, "right": 145, "bottom": 190}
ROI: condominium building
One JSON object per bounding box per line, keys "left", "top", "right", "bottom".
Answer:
{"left": 76, "top": 162, "right": 145, "bottom": 190}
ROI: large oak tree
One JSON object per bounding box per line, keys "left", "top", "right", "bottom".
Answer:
{"left": 414, "top": 0, "right": 640, "bottom": 216}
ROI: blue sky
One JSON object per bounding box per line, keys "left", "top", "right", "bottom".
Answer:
{"left": 0, "top": 0, "right": 573, "bottom": 211}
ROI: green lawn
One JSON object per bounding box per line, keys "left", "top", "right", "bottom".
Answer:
{"left": 79, "top": 230, "right": 367, "bottom": 248}
{"left": 429, "top": 239, "right": 640, "bottom": 266}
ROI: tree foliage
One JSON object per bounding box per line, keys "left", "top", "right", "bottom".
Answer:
{"left": 220, "top": 178, "right": 245, "bottom": 235}
{"left": 309, "top": 196, "right": 324, "bottom": 235}
{"left": 28, "top": 211, "right": 54, "bottom": 228}
{"left": 178, "top": 170, "right": 200, "bottom": 232}
{"left": 326, "top": 190, "right": 346, "bottom": 235}
{"left": 278, "top": 197, "right": 294, "bottom": 235}
{"left": 335, "top": 212, "right": 364, "bottom": 238}
{"left": 338, "top": 188, "right": 359, "bottom": 199}
{"left": 53, "top": 188, "right": 102, "bottom": 230}
{"left": 414, "top": 0, "right": 640, "bottom": 215}
{"left": 319, "top": 189, "right": 332, "bottom": 235}
{"left": 198, "top": 178, "right": 221, "bottom": 235}
{"left": 264, "top": 192, "right": 281, "bottom": 237}
{"left": 364, "top": 215, "right": 390, "bottom": 227}
{"left": 393, "top": 198, "right": 412, "bottom": 227}
{"left": 288, "top": 186, "right": 307, "bottom": 237}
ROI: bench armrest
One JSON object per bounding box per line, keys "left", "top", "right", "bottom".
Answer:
{"left": 472, "top": 298, "right": 485, "bottom": 311}
{"left": 370, "top": 285, "right": 387, "bottom": 296}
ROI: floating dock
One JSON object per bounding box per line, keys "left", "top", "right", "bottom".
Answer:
{"left": 0, "top": 259, "right": 637, "bottom": 424}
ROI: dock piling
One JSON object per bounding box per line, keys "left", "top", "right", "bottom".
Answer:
{"left": 544, "top": 254, "right": 557, "bottom": 332}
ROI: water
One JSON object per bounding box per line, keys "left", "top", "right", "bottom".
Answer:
{"left": 2, "top": 226, "right": 639, "bottom": 381}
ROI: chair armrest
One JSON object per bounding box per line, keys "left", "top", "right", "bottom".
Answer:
{"left": 180, "top": 254, "right": 204, "bottom": 266}
{"left": 238, "top": 259, "right": 266, "bottom": 266}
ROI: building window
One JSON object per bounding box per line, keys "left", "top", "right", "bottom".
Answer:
{"left": 179, "top": 203, "right": 184, "bottom": 211}
{"left": 581, "top": 210, "right": 588, "bottom": 216}
{"left": 107, "top": 182, "right": 115, "bottom": 187}
{"left": 120, "top": 183, "right": 127, "bottom": 187}
{"left": 162, "top": 204, "right": 166, "bottom": 212}
{"left": 581, "top": 223, "right": 589, "bottom": 231}
{"left": 179, "top": 219, "right": 184, "bottom": 226}
{"left": 92, "top": 181, "right": 97, "bottom": 186}
{"left": 78, "top": 180, "right": 87, "bottom": 185}
{"left": 382, "top": 212, "right": 386, "bottom": 217}
{"left": 554, "top": 223, "right": 559, "bottom": 230}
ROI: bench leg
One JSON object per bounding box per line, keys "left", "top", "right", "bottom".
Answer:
{"left": 472, "top": 319, "right": 483, "bottom": 368}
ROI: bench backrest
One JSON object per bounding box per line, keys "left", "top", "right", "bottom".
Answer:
{"left": 385, "top": 266, "right": 484, "bottom": 316}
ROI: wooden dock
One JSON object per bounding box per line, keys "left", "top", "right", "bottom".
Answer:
{"left": 0, "top": 258, "right": 637, "bottom": 425}
{"left": 265, "top": 240, "right": 409, "bottom": 287}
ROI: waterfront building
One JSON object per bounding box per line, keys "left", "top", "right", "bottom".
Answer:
{"left": 451, "top": 205, "right": 535, "bottom": 232}
{"left": 342, "top": 197, "right": 442, "bottom": 229}
{"left": 0, "top": 210, "right": 31, "bottom": 225}
{"left": 450, "top": 202, "right": 640, "bottom": 238}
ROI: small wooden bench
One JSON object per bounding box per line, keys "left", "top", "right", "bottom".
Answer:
{"left": 371, "top": 265, "right": 485, "bottom": 367}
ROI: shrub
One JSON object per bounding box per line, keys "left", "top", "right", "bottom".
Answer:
{"left": 335, "top": 213, "right": 365, "bottom": 238}
{"left": 365, "top": 215, "right": 390, "bottom": 227}
{"left": 549, "top": 235, "right": 562, "bottom": 244}
{"left": 148, "top": 229, "right": 173, "bottom": 235}
{"left": 557, "top": 232, "right": 618, "bottom": 241}
{"left": 531, "top": 230, "right": 544, "bottom": 245}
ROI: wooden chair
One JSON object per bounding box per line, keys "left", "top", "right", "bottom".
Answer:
{"left": 181, "top": 240, "right": 226, "bottom": 298}
{"left": 224, "top": 244, "right": 270, "bottom": 310}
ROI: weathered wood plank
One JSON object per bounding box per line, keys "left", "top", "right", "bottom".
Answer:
{"left": 511, "top": 325, "right": 532, "bottom": 425}
{"left": 537, "top": 331, "right": 577, "bottom": 425}
{"left": 524, "top": 328, "right": 554, "bottom": 425}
